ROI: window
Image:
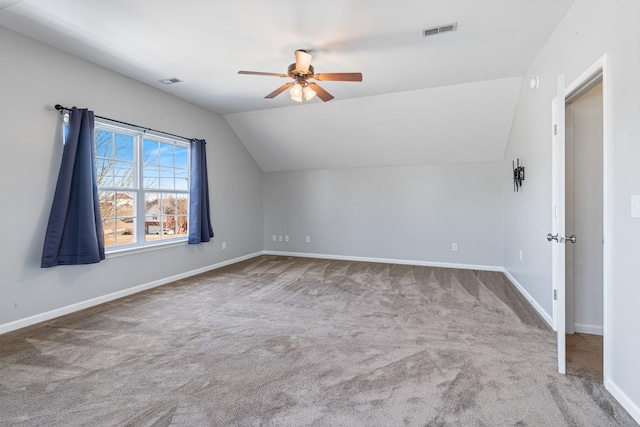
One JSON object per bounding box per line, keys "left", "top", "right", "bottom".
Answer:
{"left": 94, "top": 121, "right": 190, "bottom": 251}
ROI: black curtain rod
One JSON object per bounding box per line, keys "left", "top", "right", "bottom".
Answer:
{"left": 54, "top": 104, "right": 194, "bottom": 142}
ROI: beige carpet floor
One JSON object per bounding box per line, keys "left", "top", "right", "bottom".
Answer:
{"left": 567, "top": 332, "right": 604, "bottom": 383}
{"left": 0, "top": 255, "right": 636, "bottom": 426}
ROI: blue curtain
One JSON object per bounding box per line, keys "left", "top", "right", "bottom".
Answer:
{"left": 41, "top": 108, "right": 105, "bottom": 267}
{"left": 188, "top": 139, "right": 214, "bottom": 244}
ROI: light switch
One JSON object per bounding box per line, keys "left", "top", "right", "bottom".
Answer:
{"left": 632, "top": 195, "right": 640, "bottom": 218}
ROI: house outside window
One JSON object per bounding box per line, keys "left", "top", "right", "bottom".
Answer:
{"left": 94, "top": 121, "right": 189, "bottom": 251}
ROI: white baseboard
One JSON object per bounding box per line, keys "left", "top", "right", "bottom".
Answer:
{"left": 0, "top": 251, "right": 263, "bottom": 335}
{"left": 502, "top": 269, "right": 553, "bottom": 327}
{"left": 605, "top": 378, "right": 640, "bottom": 424}
{"left": 574, "top": 323, "right": 603, "bottom": 336}
{"left": 263, "top": 250, "right": 504, "bottom": 272}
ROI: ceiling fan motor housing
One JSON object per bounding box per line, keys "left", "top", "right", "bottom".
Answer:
{"left": 288, "top": 63, "right": 314, "bottom": 78}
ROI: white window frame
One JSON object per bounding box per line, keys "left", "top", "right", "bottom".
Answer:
{"left": 94, "top": 120, "right": 190, "bottom": 254}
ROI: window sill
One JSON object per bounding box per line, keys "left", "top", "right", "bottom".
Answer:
{"left": 105, "top": 238, "right": 188, "bottom": 259}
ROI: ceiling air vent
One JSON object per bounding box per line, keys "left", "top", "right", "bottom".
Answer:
{"left": 423, "top": 22, "right": 458, "bottom": 37}
{"left": 159, "top": 77, "right": 183, "bottom": 85}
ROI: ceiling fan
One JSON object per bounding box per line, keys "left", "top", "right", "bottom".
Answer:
{"left": 238, "top": 49, "right": 363, "bottom": 102}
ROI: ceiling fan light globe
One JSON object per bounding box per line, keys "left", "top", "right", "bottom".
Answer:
{"left": 290, "top": 83, "right": 303, "bottom": 102}
{"left": 303, "top": 85, "right": 316, "bottom": 101}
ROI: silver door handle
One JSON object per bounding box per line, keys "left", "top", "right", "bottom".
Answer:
{"left": 547, "top": 233, "right": 576, "bottom": 243}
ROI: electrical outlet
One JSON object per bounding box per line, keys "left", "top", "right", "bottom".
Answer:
{"left": 222, "top": 241, "right": 227, "bottom": 250}
{"left": 285, "top": 235, "right": 289, "bottom": 242}
{"left": 272, "top": 235, "right": 276, "bottom": 241}
{"left": 452, "top": 243, "right": 458, "bottom": 251}
{"left": 279, "top": 235, "right": 283, "bottom": 242}
{"left": 305, "top": 236, "right": 311, "bottom": 243}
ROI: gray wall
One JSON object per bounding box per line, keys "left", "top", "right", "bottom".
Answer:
{"left": 264, "top": 163, "right": 503, "bottom": 268}
{"left": 0, "top": 28, "right": 263, "bottom": 327}
{"left": 502, "top": 0, "right": 640, "bottom": 416}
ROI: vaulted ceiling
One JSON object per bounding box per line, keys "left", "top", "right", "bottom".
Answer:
{"left": 0, "top": 0, "right": 574, "bottom": 171}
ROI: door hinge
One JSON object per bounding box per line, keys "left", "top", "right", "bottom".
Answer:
{"left": 554, "top": 124, "right": 558, "bottom": 135}
{"left": 554, "top": 289, "right": 557, "bottom": 300}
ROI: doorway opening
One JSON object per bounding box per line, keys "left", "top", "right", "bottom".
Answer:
{"left": 564, "top": 77, "right": 604, "bottom": 381}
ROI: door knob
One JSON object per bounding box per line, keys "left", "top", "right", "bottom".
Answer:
{"left": 547, "top": 233, "right": 576, "bottom": 243}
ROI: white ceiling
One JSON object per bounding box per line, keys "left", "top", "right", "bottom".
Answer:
{"left": 0, "top": 0, "right": 574, "bottom": 171}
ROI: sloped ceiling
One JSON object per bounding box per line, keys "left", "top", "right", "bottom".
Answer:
{"left": 0, "top": 0, "right": 574, "bottom": 171}
{"left": 226, "top": 77, "right": 522, "bottom": 171}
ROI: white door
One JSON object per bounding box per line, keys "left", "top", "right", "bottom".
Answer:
{"left": 550, "top": 75, "right": 566, "bottom": 374}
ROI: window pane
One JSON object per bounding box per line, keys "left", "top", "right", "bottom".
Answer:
{"left": 114, "top": 161, "right": 135, "bottom": 188}
{"left": 160, "top": 178, "right": 174, "bottom": 189}
{"left": 99, "top": 191, "right": 115, "bottom": 219}
{"left": 175, "top": 146, "right": 188, "bottom": 168}
{"left": 144, "top": 177, "right": 159, "bottom": 189}
{"left": 116, "top": 219, "right": 135, "bottom": 245}
{"left": 114, "top": 134, "right": 134, "bottom": 161}
{"left": 145, "top": 193, "right": 161, "bottom": 218}
{"left": 163, "top": 216, "right": 176, "bottom": 236}
{"left": 162, "top": 194, "right": 177, "bottom": 215}
{"left": 115, "top": 192, "right": 135, "bottom": 217}
{"left": 95, "top": 130, "right": 113, "bottom": 158}
{"left": 160, "top": 166, "right": 175, "bottom": 189}
{"left": 159, "top": 143, "right": 174, "bottom": 166}
{"left": 176, "top": 194, "right": 188, "bottom": 215}
{"left": 145, "top": 216, "right": 162, "bottom": 241}
{"left": 143, "top": 139, "right": 159, "bottom": 164}
{"left": 96, "top": 158, "right": 114, "bottom": 187}
{"left": 176, "top": 215, "right": 188, "bottom": 237}
{"left": 102, "top": 219, "right": 115, "bottom": 247}
{"left": 143, "top": 165, "right": 159, "bottom": 189}
{"left": 144, "top": 193, "right": 161, "bottom": 241}
{"left": 175, "top": 169, "right": 188, "bottom": 191}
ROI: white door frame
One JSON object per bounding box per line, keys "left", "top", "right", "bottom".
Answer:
{"left": 551, "top": 54, "right": 611, "bottom": 380}
{"left": 551, "top": 74, "right": 566, "bottom": 374}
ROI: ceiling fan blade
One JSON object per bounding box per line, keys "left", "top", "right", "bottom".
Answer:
{"left": 238, "top": 71, "right": 288, "bottom": 78}
{"left": 307, "top": 82, "right": 334, "bottom": 102}
{"left": 265, "top": 82, "right": 295, "bottom": 99}
{"left": 294, "top": 49, "right": 312, "bottom": 73}
{"left": 313, "top": 72, "right": 363, "bottom": 82}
